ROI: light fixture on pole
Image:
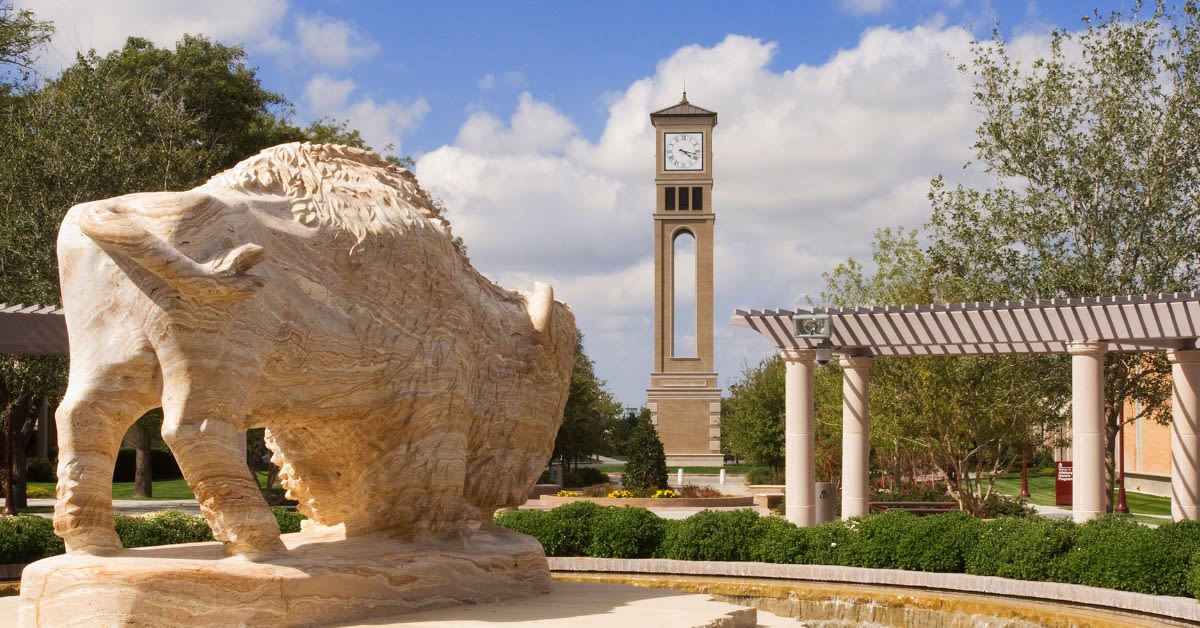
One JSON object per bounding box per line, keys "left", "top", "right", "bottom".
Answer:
{"left": 793, "top": 312, "right": 833, "bottom": 366}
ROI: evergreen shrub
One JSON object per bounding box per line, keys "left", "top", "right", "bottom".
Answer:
{"left": 563, "top": 467, "right": 609, "bottom": 488}
{"left": 979, "top": 494, "right": 1035, "bottom": 518}
{"left": 839, "top": 511, "right": 917, "bottom": 569}
{"left": 493, "top": 508, "right": 553, "bottom": 545}
{"left": 800, "top": 518, "right": 853, "bottom": 565}
{"left": 25, "top": 457, "right": 56, "bottom": 483}
{"left": 744, "top": 467, "right": 783, "bottom": 485}
{"left": 894, "top": 511, "right": 983, "bottom": 573}
{"left": 965, "top": 516, "right": 1076, "bottom": 581}
{"left": 660, "top": 509, "right": 761, "bottom": 561}
{"left": 272, "top": 507, "right": 305, "bottom": 533}
{"left": 1054, "top": 515, "right": 1190, "bottom": 595}
{"left": 586, "top": 506, "right": 665, "bottom": 558}
{"left": 0, "top": 515, "right": 62, "bottom": 563}
{"left": 540, "top": 501, "right": 605, "bottom": 556}
{"left": 114, "top": 510, "right": 213, "bottom": 548}
{"left": 1152, "top": 520, "right": 1200, "bottom": 598}
{"left": 749, "top": 515, "right": 808, "bottom": 564}
{"left": 623, "top": 417, "right": 667, "bottom": 490}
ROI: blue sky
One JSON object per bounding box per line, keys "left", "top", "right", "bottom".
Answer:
{"left": 19, "top": 0, "right": 1149, "bottom": 405}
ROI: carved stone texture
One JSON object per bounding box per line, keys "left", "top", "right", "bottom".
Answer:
{"left": 19, "top": 525, "right": 551, "bottom": 627}
{"left": 49, "top": 143, "right": 576, "bottom": 558}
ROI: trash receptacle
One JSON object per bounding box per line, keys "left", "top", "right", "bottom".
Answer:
{"left": 815, "top": 481, "right": 836, "bottom": 523}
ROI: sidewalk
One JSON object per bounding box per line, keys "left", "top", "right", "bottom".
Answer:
{"left": 11, "top": 498, "right": 202, "bottom": 517}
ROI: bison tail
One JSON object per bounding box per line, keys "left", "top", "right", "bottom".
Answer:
{"left": 77, "top": 193, "right": 267, "bottom": 304}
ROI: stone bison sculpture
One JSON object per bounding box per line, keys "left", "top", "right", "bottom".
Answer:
{"left": 53, "top": 143, "right": 575, "bottom": 558}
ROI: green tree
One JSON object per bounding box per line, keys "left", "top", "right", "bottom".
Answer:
{"left": 622, "top": 414, "right": 667, "bottom": 490}
{"left": 552, "top": 330, "right": 623, "bottom": 469}
{"left": 721, "top": 356, "right": 786, "bottom": 472}
{"left": 927, "top": 2, "right": 1200, "bottom": 507}
{"left": 0, "top": 1, "right": 52, "bottom": 88}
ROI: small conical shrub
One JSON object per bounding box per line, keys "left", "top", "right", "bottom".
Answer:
{"left": 623, "top": 416, "right": 667, "bottom": 490}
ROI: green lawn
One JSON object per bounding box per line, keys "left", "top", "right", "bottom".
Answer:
{"left": 595, "top": 463, "right": 757, "bottom": 474}
{"left": 25, "top": 471, "right": 285, "bottom": 502}
{"left": 28, "top": 479, "right": 197, "bottom": 500}
{"left": 992, "top": 472, "right": 1171, "bottom": 522}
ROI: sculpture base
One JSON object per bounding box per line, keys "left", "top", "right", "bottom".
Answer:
{"left": 18, "top": 524, "right": 550, "bottom": 627}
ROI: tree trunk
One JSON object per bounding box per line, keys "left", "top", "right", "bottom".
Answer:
{"left": 9, "top": 396, "right": 39, "bottom": 510}
{"left": 11, "top": 434, "right": 27, "bottom": 510}
{"left": 3, "top": 395, "right": 14, "bottom": 516}
{"left": 133, "top": 425, "right": 153, "bottom": 498}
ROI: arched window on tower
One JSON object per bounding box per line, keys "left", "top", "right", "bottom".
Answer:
{"left": 672, "top": 230, "right": 697, "bottom": 358}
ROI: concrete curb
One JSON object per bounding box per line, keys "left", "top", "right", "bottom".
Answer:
{"left": 548, "top": 557, "right": 1200, "bottom": 624}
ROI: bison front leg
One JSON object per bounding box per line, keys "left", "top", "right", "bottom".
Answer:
{"left": 162, "top": 405, "right": 284, "bottom": 559}
{"left": 54, "top": 386, "right": 152, "bottom": 555}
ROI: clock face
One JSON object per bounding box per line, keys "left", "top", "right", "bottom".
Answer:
{"left": 664, "top": 132, "right": 703, "bottom": 171}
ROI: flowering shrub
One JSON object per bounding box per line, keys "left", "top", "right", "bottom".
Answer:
{"left": 606, "top": 489, "right": 634, "bottom": 499}
{"left": 556, "top": 490, "right": 580, "bottom": 497}
{"left": 651, "top": 489, "right": 677, "bottom": 499}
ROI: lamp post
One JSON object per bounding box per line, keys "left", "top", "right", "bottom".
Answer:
{"left": 1020, "top": 446, "right": 1031, "bottom": 499}
{"left": 1116, "top": 404, "right": 1129, "bottom": 514}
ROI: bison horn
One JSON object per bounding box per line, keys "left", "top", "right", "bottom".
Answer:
{"left": 528, "top": 282, "right": 555, "bottom": 341}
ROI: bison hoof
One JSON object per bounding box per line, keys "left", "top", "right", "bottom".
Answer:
{"left": 226, "top": 535, "right": 288, "bottom": 561}
{"left": 65, "top": 530, "right": 123, "bottom": 556}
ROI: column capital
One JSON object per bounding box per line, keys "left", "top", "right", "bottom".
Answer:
{"left": 780, "top": 348, "right": 816, "bottom": 362}
{"left": 1066, "top": 340, "right": 1107, "bottom": 356}
{"left": 838, "top": 354, "right": 873, "bottom": 370}
{"left": 1170, "top": 348, "right": 1200, "bottom": 366}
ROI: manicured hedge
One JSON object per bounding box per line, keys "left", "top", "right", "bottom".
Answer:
{"left": 660, "top": 509, "right": 761, "bottom": 561}
{"left": 0, "top": 507, "right": 304, "bottom": 563}
{"left": 494, "top": 505, "right": 1200, "bottom": 599}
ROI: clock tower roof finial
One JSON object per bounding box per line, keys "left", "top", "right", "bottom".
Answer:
{"left": 649, "top": 95, "right": 717, "bottom": 126}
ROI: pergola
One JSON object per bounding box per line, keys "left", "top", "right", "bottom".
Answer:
{"left": 0, "top": 303, "right": 68, "bottom": 355}
{"left": 733, "top": 292, "right": 1200, "bottom": 526}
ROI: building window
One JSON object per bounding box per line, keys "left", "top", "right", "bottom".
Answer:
{"left": 679, "top": 186, "right": 690, "bottom": 210}
{"left": 692, "top": 187, "right": 703, "bottom": 210}
{"left": 665, "top": 187, "right": 676, "bottom": 210}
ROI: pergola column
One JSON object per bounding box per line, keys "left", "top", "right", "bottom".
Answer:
{"left": 781, "top": 348, "right": 816, "bottom": 526}
{"left": 1068, "top": 341, "right": 1107, "bottom": 523}
{"left": 1171, "top": 349, "right": 1200, "bottom": 521}
{"left": 840, "top": 355, "right": 872, "bottom": 519}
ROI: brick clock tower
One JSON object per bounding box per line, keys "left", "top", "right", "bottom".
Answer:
{"left": 647, "top": 94, "right": 723, "bottom": 467}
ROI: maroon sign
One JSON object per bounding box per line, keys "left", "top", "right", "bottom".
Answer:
{"left": 1055, "top": 461, "right": 1073, "bottom": 506}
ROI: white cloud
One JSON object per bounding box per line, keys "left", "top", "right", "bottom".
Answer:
{"left": 417, "top": 28, "right": 994, "bottom": 404}
{"left": 839, "top": 0, "right": 895, "bottom": 16}
{"left": 15, "top": 0, "right": 287, "bottom": 74}
{"left": 303, "top": 75, "right": 358, "bottom": 113}
{"left": 456, "top": 92, "right": 577, "bottom": 155}
{"left": 302, "top": 75, "right": 429, "bottom": 156}
{"left": 479, "top": 73, "right": 496, "bottom": 90}
{"left": 294, "top": 13, "right": 380, "bottom": 68}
